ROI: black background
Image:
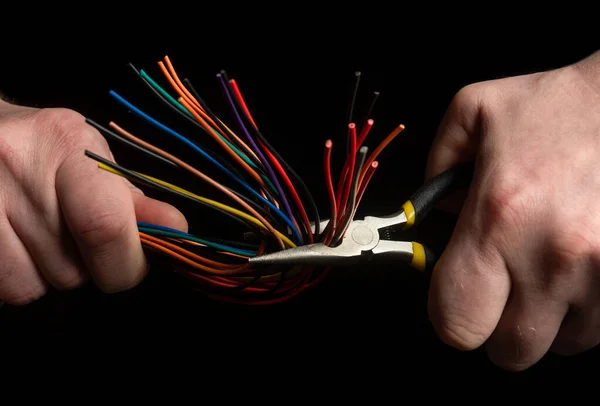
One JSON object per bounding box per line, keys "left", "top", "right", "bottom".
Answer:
{"left": 0, "top": 16, "right": 598, "bottom": 386}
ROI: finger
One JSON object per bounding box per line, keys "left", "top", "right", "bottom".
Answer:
{"left": 426, "top": 84, "right": 483, "bottom": 180}
{"left": 485, "top": 288, "right": 568, "bottom": 371}
{"left": 425, "top": 85, "right": 483, "bottom": 213}
{"left": 428, "top": 195, "right": 512, "bottom": 351}
{"left": 551, "top": 306, "right": 600, "bottom": 356}
{"left": 7, "top": 194, "right": 87, "bottom": 291}
{"left": 129, "top": 186, "right": 189, "bottom": 233}
{"left": 55, "top": 144, "right": 147, "bottom": 294}
{"left": 0, "top": 216, "right": 47, "bottom": 305}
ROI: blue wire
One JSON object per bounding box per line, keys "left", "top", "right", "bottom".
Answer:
{"left": 110, "top": 90, "right": 301, "bottom": 243}
{"left": 137, "top": 222, "right": 256, "bottom": 257}
{"left": 137, "top": 222, "right": 188, "bottom": 235}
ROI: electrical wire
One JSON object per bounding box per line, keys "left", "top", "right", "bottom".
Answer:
{"left": 87, "top": 60, "right": 404, "bottom": 304}
{"left": 108, "top": 90, "right": 302, "bottom": 243}
{"left": 104, "top": 122, "right": 291, "bottom": 241}
{"left": 130, "top": 64, "right": 269, "bottom": 181}
{"left": 219, "top": 69, "right": 322, "bottom": 239}
{"left": 86, "top": 150, "right": 296, "bottom": 249}
{"left": 228, "top": 79, "right": 313, "bottom": 243}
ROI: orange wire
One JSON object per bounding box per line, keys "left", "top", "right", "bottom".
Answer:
{"left": 163, "top": 56, "right": 204, "bottom": 112}
{"left": 108, "top": 121, "right": 286, "bottom": 250}
{"left": 140, "top": 236, "right": 252, "bottom": 276}
{"left": 178, "top": 97, "right": 269, "bottom": 191}
{"left": 164, "top": 237, "right": 254, "bottom": 259}
{"left": 357, "top": 161, "right": 379, "bottom": 204}
{"left": 157, "top": 60, "right": 262, "bottom": 165}
{"left": 358, "top": 124, "right": 405, "bottom": 188}
{"left": 141, "top": 232, "right": 243, "bottom": 269}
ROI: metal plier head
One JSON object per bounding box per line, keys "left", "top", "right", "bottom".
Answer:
{"left": 249, "top": 164, "right": 474, "bottom": 272}
{"left": 248, "top": 210, "right": 430, "bottom": 270}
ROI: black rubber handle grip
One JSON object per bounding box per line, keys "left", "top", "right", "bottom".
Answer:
{"left": 404, "top": 164, "right": 474, "bottom": 228}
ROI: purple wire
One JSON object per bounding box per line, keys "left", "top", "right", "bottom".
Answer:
{"left": 216, "top": 73, "right": 298, "bottom": 239}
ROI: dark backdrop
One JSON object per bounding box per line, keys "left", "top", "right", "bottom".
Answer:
{"left": 1, "top": 23, "right": 598, "bottom": 384}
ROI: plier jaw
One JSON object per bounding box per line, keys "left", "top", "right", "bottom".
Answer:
{"left": 248, "top": 211, "right": 417, "bottom": 268}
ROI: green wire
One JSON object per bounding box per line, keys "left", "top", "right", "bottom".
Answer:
{"left": 141, "top": 70, "right": 194, "bottom": 117}
{"left": 138, "top": 227, "right": 256, "bottom": 257}
{"left": 139, "top": 69, "right": 280, "bottom": 198}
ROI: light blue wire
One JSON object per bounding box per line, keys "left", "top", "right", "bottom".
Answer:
{"left": 111, "top": 90, "right": 301, "bottom": 242}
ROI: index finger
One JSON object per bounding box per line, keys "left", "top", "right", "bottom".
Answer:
{"left": 55, "top": 139, "right": 147, "bottom": 293}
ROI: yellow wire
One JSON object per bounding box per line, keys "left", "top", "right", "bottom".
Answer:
{"left": 97, "top": 163, "right": 297, "bottom": 249}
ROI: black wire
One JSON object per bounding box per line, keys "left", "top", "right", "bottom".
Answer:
{"left": 182, "top": 77, "right": 266, "bottom": 172}
{"left": 219, "top": 69, "right": 322, "bottom": 238}
{"left": 348, "top": 71, "right": 362, "bottom": 125}
{"left": 181, "top": 76, "right": 286, "bottom": 224}
{"left": 359, "top": 91, "right": 380, "bottom": 136}
{"left": 86, "top": 118, "right": 178, "bottom": 169}
{"left": 84, "top": 150, "right": 254, "bottom": 231}
{"left": 346, "top": 71, "right": 362, "bottom": 155}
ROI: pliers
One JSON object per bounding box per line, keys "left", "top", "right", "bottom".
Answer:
{"left": 249, "top": 164, "right": 473, "bottom": 272}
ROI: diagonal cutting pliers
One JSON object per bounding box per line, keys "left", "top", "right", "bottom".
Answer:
{"left": 248, "top": 164, "right": 473, "bottom": 272}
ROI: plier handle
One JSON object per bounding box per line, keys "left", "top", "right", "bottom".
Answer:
{"left": 249, "top": 164, "right": 473, "bottom": 272}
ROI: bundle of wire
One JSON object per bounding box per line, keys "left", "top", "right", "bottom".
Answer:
{"left": 84, "top": 58, "right": 405, "bottom": 305}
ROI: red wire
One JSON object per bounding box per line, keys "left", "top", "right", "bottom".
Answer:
{"left": 337, "top": 123, "right": 357, "bottom": 222}
{"left": 324, "top": 140, "right": 337, "bottom": 245}
{"left": 357, "top": 119, "right": 374, "bottom": 147}
{"left": 334, "top": 118, "right": 374, "bottom": 209}
{"left": 200, "top": 267, "right": 315, "bottom": 305}
{"left": 229, "top": 79, "right": 313, "bottom": 243}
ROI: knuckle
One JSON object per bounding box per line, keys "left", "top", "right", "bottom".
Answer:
{"left": 551, "top": 339, "right": 589, "bottom": 356}
{"left": 75, "top": 202, "right": 129, "bottom": 250}
{"left": 486, "top": 328, "right": 537, "bottom": 372}
{"left": 53, "top": 271, "right": 86, "bottom": 291}
{"left": 433, "top": 305, "right": 490, "bottom": 350}
{"left": 452, "top": 83, "right": 485, "bottom": 109}
{"left": 479, "top": 173, "right": 529, "bottom": 235}
{"left": 1, "top": 283, "right": 46, "bottom": 306}
{"left": 95, "top": 265, "right": 148, "bottom": 294}
{"left": 546, "top": 231, "right": 593, "bottom": 276}
{"left": 0, "top": 257, "right": 46, "bottom": 306}
{"left": 33, "top": 108, "right": 97, "bottom": 150}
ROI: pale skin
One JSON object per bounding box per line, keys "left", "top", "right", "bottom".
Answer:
{"left": 1, "top": 51, "right": 599, "bottom": 370}
{"left": 426, "top": 50, "right": 600, "bottom": 370}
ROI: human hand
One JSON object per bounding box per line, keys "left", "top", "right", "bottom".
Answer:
{"left": 426, "top": 51, "right": 600, "bottom": 370}
{"left": 0, "top": 99, "right": 188, "bottom": 305}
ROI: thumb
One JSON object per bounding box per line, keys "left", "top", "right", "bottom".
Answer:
{"left": 106, "top": 150, "right": 188, "bottom": 232}
{"left": 129, "top": 185, "right": 189, "bottom": 232}
{"left": 425, "top": 85, "right": 483, "bottom": 212}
